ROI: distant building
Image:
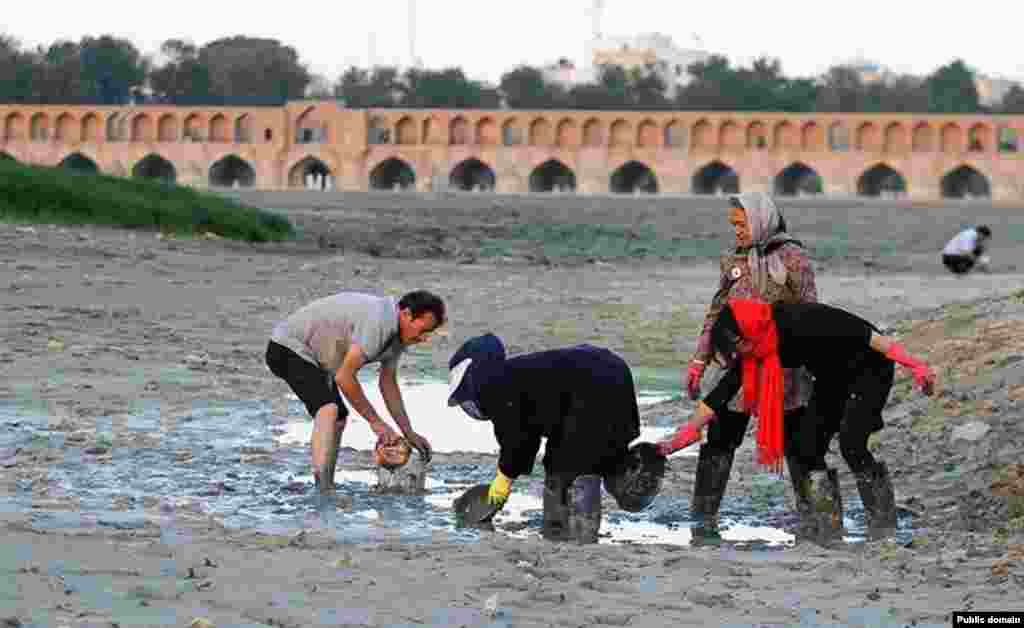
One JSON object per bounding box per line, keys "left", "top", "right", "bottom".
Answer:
{"left": 837, "top": 58, "right": 1020, "bottom": 108}
{"left": 540, "top": 58, "right": 595, "bottom": 89}
{"left": 540, "top": 32, "right": 710, "bottom": 95}
{"left": 839, "top": 57, "right": 897, "bottom": 85}
{"left": 974, "top": 74, "right": 1020, "bottom": 108}
{"left": 591, "top": 33, "right": 710, "bottom": 93}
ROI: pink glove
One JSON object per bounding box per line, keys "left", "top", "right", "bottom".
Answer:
{"left": 884, "top": 342, "right": 935, "bottom": 396}
{"left": 686, "top": 360, "right": 706, "bottom": 401}
{"left": 656, "top": 422, "right": 703, "bottom": 456}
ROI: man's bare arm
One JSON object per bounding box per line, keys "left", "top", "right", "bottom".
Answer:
{"left": 336, "top": 344, "right": 394, "bottom": 437}
{"left": 379, "top": 365, "right": 412, "bottom": 434}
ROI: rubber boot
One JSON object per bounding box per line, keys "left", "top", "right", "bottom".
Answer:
{"left": 691, "top": 446, "right": 734, "bottom": 539}
{"left": 542, "top": 473, "right": 572, "bottom": 541}
{"left": 785, "top": 455, "right": 815, "bottom": 522}
{"left": 855, "top": 461, "right": 897, "bottom": 532}
{"left": 567, "top": 475, "right": 603, "bottom": 544}
{"left": 786, "top": 459, "right": 842, "bottom": 542}
{"left": 808, "top": 468, "right": 843, "bottom": 532}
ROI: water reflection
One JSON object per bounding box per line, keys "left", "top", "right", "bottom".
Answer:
{"left": 0, "top": 385, "right": 910, "bottom": 548}
{"left": 274, "top": 381, "right": 677, "bottom": 453}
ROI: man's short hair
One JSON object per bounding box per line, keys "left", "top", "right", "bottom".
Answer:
{"left": 399, "top": 290, "right": 446, "bottom": 327}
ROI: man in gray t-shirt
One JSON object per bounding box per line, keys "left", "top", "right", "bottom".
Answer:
{"left": 266, "top": 290, "right": 446, "bottom": 492}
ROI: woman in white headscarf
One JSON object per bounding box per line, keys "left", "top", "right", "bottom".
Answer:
{"left": 673, "top": 191, "right": 819, "bottom": 533}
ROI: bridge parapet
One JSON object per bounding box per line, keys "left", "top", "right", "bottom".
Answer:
{"left": 1, "top": 103, "right": 1021, "bottom": 200}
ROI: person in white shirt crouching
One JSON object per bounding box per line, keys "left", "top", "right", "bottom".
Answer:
{"left": 942, "top": 224, "right": 992, "bottom": 275}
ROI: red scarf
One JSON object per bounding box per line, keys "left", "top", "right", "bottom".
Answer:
{"left": 729, "top": 298, "right": 785, "bottom": 472}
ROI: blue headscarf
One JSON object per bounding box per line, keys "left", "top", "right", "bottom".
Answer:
{"left": 447, "top": 333, "right": 506, "bottom": 409}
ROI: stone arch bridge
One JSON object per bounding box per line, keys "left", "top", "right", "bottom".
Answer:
{"left": 2, "top": 101, "right": 1023, "bottom": 201}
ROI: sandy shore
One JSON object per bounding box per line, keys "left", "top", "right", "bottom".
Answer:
{"left": 2, "top": 193, "right": 1024, "bottom": 627}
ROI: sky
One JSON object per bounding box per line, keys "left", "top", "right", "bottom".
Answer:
{"left": 4, "top": 0, "right": 1023, "bottom": 85}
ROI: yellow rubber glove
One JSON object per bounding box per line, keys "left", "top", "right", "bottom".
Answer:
{"left": 487, "top": 469, "right": 513, "bottom": 505}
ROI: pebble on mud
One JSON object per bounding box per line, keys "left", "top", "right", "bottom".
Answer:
{"left": 952, "top": 421, "right": 992, "bottom": 442}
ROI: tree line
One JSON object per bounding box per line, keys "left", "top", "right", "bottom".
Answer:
{"left": 2, "top": 32, "right": 1023, "bottom": 113}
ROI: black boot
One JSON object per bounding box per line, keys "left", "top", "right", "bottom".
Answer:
{"left": 787, "top": 461, "right": 844, "bottom": 542}
{"left": 542, "top": 473, "right": 572, "bottom": 541}
{"left": 809, "top": 468, "right": 843, "bottom": 532}
{"left": 785, "top": 455, "right": 815, "bottom": 522}
{"left": 691, "top": 446, "right": 734, "bottom": 538}
{"left": 855, "top": 461, "right": 897, "bottom": 532}
{"left": 567, "top": 475, "right": 602, "bottom": 544}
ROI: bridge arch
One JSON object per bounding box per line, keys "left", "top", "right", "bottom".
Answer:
{"left": 940, "top": 123, "right": 964, "bottom": 153}
{"left": 131, "top": 114, "right": 154, "bottom": 143}
{"left": 106, "top": 113, "right": 126, "bottom": 142}
{"left": 828, "top": 122, "right": 849, "bottom": 151}
{"left": 802, "top": 122, "right": 824, "bottom": 151}
{"left": 476, "top": 117, "right": 498, "bottom": 146}
{"left": 664, "top": 120, "right": 685, "bottom": 148}
{"left": 369, "top": 157, "right": 416, "bottom": 191}
{"left": 610, "top": 161, "right": 657, "bottom": 194}
{"left": 968, "top": 123, "right": 993, "bottom": 152}
{"left": 637, "top": 119, "right": 659, "bottom": 147}
{"left": 29, "top": 112, "right": 49, "bottom": 141}
{"left": 209, "top": 114, "right": 230, "bottom": 143}
{"left": 610, "top": 119, "right": 632, "bottom": 148}
{"left": 449, "top": 116, "right": 469, "bottom": 145}
{"left": 157, "top": 114, "right": 178, "bottom": 142}
{"left": 883, "top": 122, "right": 909, "bottom": 153}
{"left": 773, "top": 121, "right": 798, "bottom": 150}
{"left": 583, "top": 118, "right": 604, "bottom": 147}
{"left": 449, "top": 158, "right": 495, "bottom": 191}
{"left": 912, "top": 123, "right": 935, "bottom": 152}
{"left": 59, "top": 152, "right": 99, "bottom": 174}
{"left": 747, "top": 121, "right": 767, "bottom": 149}
{"left": 132, "top": 153, "right": 176, "bottom": 183}
{"left": 719, "top": 120, "right": 743, "bottom": 150}
{"left": 529, "top": 159, "right": 576, "bottom": 193}
{"left": 998, "top": 126, "right": 1019, "bottom": 152}
{"left": 856, "top": 122, "right": 881, "bottom": 151}
{"left": 288, "top": 156, "right": 332, "bottom": 189}
{"left": 295, "top": 106, "right": 328, "bottom": 144}
{"left": 54, "top": 113, "right": 76, "bottom": 142}
{"left": 941, "top": 164, "right": 990, "bottom": 199}
{"left": 396, "top": 116, "right": 417, "bottom": 145}
{"left": 81, "top": 113, "right": 102, "bottom": 142}
{"left": 502, "top": 119, "right": 523, "bottom": 146}
{"left": 4, "top": 112, "right": 26, "bottom": 140}
{"left": 775, "top": 162, "right": 822, "bottom": 196}
{"left": 556, "top": 118, "right": 579, "bottom": 148}
{"left": 183, "top": 113, "right": 205, "bottom": 141}
{"left": 367, "top": 116, "right": 390, "bottom": 145}
{"left": 234, "top": 114, "right": 253, "bottom": 143}
{"left": 691, "top": 119, "right": 713, "bottom": 150}
{"left": 209, "top": 155, "right": 256, "bottom": 187}
{"left": 692, "top": 161, "right": 739, "bottom": 195}
{"left": 529, "top": 118, "right": 553, "bottom": 146}
{"left": 857, "top": 163, "right": 906, "bottom": 198}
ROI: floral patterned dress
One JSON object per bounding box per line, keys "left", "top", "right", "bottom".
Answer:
{"left": 694, "top": 242, "right": 818, "bottom": 411}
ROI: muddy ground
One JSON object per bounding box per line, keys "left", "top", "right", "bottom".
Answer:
{"left": 2, "top": 191, "right": 1024, "bottom": 627}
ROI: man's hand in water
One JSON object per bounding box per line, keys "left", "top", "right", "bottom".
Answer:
{"left": 404, "top": 430, "right": 433, "bottom": 463}
{"left": 369, "top": 420, "right": 402, "bottom": 445}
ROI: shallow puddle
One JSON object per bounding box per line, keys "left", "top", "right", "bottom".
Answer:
{"left": 0, "top": 378, "right": 914, "bottom": 548}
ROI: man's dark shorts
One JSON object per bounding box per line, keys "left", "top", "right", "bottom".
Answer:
{"left": 266, "top": 341, "right": 349, "bottom": 420}
{"left": 942, "top": 254, "right": 974, "bottom": 275}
